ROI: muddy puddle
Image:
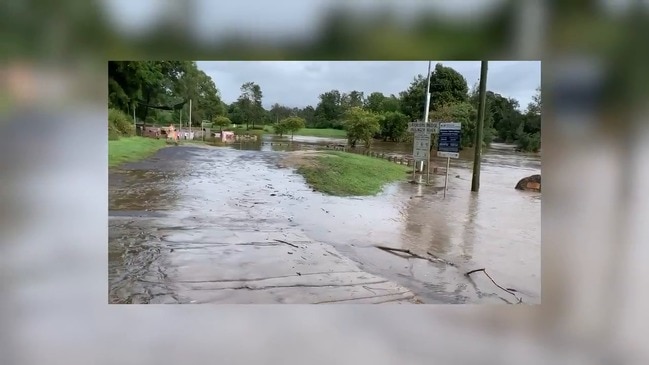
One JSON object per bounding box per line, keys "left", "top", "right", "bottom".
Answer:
{"left": 109, "top": 137, "right": 540, "bottom": 304}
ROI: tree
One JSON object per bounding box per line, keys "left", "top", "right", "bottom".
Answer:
{"left": 343, "top": 107, "right": 381, "bottom": 148}
{"left": 273, "top": 121, "right": 287, "bottom": 137}
{"left": 279, "top": 116, "right": 306, "bottom": 140}
{"left": 298, "top": 105, "right": 316, "bottom": 127}
{"left": 314, "top": 90, "right": 345, "bottom": 129}
{"left": 342, "top": 90, "right": 364, "bottom": 110}
{"left": 364, "top": 92, "right": 386, "bottom": 113}
{"left": 213, "top": 115, "right": 232, "bottom": 133}
{"left": 378, "top": 111, "right": 410, "bottom": 142}
{"left": 429, "top": 102, "right": 477, "bottom": 149}
{"left": 236, "top": 81, "right": 264, "bottom": 129}
{"left": 399, "top": 74, "right": 427, "bottom": 122}
{"left": 108, "top": 61, "right": 225, "bottom": 129}
{"left": 428, "top": 63, "right": 469, "bottom": 110}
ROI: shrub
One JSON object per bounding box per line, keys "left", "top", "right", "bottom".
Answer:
{"left": 108, "top": 127, "right": 120, "bottom": 141}
{"left": 109, "top": 108, "right": 135, "bottom": 137}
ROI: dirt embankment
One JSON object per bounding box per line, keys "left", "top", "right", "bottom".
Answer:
{"left": 278, "top": 150, "right": 324, "bottom": 169}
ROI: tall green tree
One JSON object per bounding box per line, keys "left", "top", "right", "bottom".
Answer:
{"left": 314, "top": 90, "right": 345, "bottom": 128}
{"left": 378, "top": 111, "right": 410, "bottom": 142}
{"left": 399, "top": 74, "right": 427, "bottom": 122}
{"left": 236, "top": 81, "right": 264, "bottom": 129}
{"left": 428, "top": 62, "right": 469, "bottom": 110}
{"left": 212, "top": 115, "right": 232, "bottom": 134}
{"left": 343, "top": 107, "right": 381, "bottom": 148}
{"left": 279, "top": 116, "right": 306, "bottom": 140}
{"left": 364, "top": 92, "right": 386, "bottom": 113}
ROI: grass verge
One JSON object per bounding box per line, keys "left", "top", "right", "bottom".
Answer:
{"left": 295, "top": 151, "right": 409, "bottom": 196}
{"left": 109, "top": 137, "right": 168, "bottom": 167}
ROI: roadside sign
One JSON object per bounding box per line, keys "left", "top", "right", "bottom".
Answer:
{"left": 437, "top": 122, "right": 461, "bottom": 159}
{"left": 413, "top": 133, "right": 430, "bottom": 161}
{"left": 409, "top": 121, "right": 437, "bottom": 162}
{"left": 437, "top": 151, "right": 460, "bottom": 158}
{"left": 408, "top": 121, "right": 437, "bottom": 134}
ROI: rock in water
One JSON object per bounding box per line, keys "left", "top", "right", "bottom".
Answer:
{"left": 515, "top": 174, "right": 541, "bottom": 192}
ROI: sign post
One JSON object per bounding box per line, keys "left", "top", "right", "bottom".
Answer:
{"left": 408, "top": 121, "right": 438, "bottom": 183}
{"left": 436, "top": 122, "right": 462, "bottom": 198}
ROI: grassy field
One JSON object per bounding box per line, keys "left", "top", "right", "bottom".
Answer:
{"left": 108, "top": 137, "right": 168, "bottom": 167}
{"left": 295, "top": 151, "right": 409, "bottom": 196}
{"left": 291, "top": 128, "right": 347, "bottom": 138}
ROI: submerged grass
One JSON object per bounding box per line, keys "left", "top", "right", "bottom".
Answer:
{"left": 296, "top": 151, "right": 409, "bottom": 196}
{"left": 108, "top": 136, "right": 168, "bottom": 167}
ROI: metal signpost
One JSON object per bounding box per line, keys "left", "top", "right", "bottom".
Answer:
{"left": 408, "top": 121, "right": 437, "bottom": 182}
{"left": 437, "top": 122, "right": 462, "bottom": 198}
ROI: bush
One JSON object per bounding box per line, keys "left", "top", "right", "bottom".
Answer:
{"left": 109, "top": 108, "right": 135, "bottom": 137}
{"left": 108, "top": 127, "right": 120, "bottom": 141}
{"left": 517, "top": 132, "right": 541, "bottom": 152}
{"left": 249, "top": 126, "right": 265, "bottom": 130}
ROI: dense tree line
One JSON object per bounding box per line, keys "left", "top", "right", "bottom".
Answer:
{"left": 108, "top": 61, "right": 540, "bottom": 152}
{"left": 108, "top": 61, "right": 226, "bottom": 128}
{"left": 267, "top": 63, "right": 539, "bottom": 151}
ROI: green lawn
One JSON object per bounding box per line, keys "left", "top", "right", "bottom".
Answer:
{"left": 109, "top": 136, "right": 168, "bottom": 167}
{"left": 296, "top": 151, "right": 409, "bottom": 196}
{"left": 292, "top": 128, "right": 347, "bottom": 138}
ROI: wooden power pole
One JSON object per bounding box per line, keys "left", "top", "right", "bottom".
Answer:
{"left": 471, "top": 61, "right": 489, "bottom": 192}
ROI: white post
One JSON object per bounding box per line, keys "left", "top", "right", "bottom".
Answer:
{"left": 444, "top": 157, "right": 450, "bottom": 198}
{"left": 189, "top": 99, "right": 192, "bottom": 139}
{"left": 420, "top": 61, "right": 432, "bottom": 173}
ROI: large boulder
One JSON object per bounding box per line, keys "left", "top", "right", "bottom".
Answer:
{"left": 515, "top": 174, "right": 541, "bottom": 192}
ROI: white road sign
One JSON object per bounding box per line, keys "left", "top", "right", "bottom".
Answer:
{"left": 413, "top": 134, "right": 431, "bottom": 161}
{"left": 437, "top": 151, "right": 459, "bottom": 158}
{"left": 439, "top": 122, "right": 461, "bottom": 130}
{"left": 408, "top": 121, "right": 438, "bottom": 134}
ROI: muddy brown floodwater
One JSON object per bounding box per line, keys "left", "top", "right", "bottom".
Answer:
{"left": 109, "top": 135, "right": 540, "bottom": 304}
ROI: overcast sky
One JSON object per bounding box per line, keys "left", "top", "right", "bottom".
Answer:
{"left": 197, "top": 61, "right": 540, "bottom": 111}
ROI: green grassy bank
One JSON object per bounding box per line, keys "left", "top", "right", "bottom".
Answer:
{"left": 108, "top": 137, "right": 168, "bottom": 167}
{"left": 296, "top": 151, "right": 409, "bottom": 196}
{"left": 290, "top": 128, "right": 347, "bottom": 138}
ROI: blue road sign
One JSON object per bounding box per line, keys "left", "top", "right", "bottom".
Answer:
{"left": 437, "top": 122, "right": 461, "bottom": 154}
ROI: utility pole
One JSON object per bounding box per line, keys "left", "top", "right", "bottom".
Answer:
{"left": 189, "top": 99, "right": 192, "bottom": 139}
{"left": 471, "top": 61, "right": 489, "bottom": 192}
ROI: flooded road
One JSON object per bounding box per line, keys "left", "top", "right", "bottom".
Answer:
{"left": 109, "top": 136, "right": 540, "bottom": 304}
